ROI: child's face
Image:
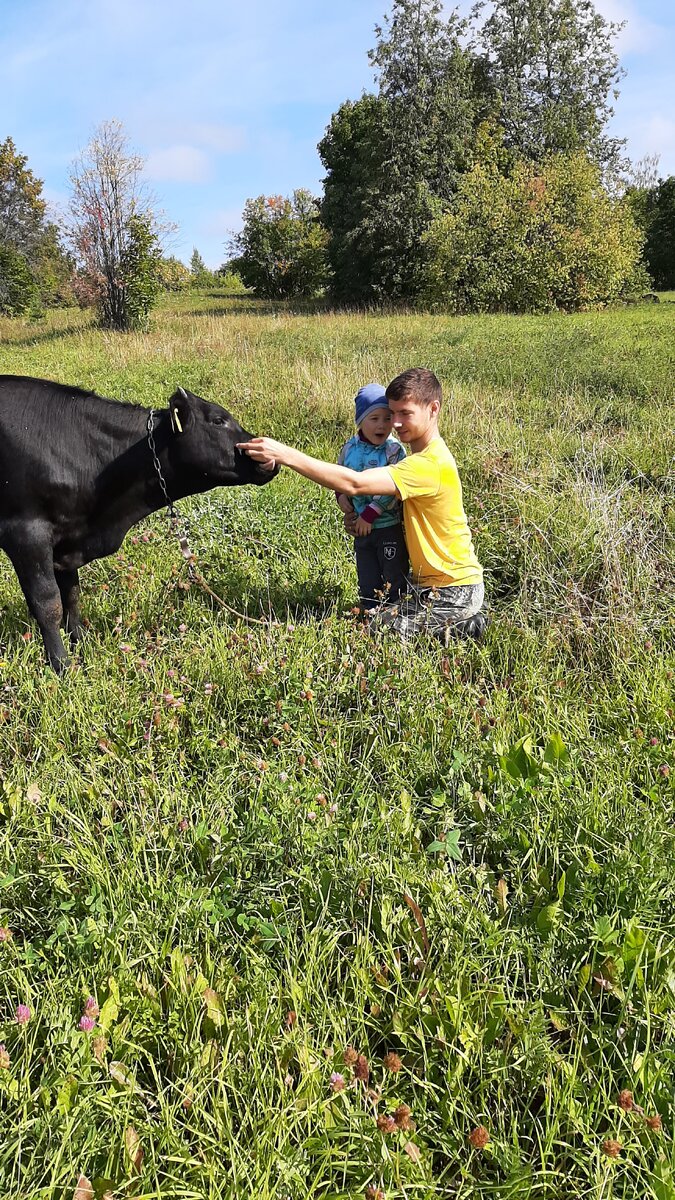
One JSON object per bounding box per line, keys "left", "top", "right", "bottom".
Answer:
{"left": 360, "top": 406, "right": 393, "bottom": 445}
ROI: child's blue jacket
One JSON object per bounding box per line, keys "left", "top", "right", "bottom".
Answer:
{"left": 337, "top": 434, "right": 406, "bottom": 528}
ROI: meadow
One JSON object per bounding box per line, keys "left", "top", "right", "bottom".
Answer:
{"left": 0, "top": 291, "right": 673, "bottom": 1199}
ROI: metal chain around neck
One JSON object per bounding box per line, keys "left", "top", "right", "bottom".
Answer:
{"left": 144, "top": 409, "right": 267, "bottom": 626}
{"left": 146, "top": 409, "right": 178, "bottom": 519}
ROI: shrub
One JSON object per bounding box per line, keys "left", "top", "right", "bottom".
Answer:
{"left": 422, "top": 146, "right": 649, "bottom": 312}
{"left": 229, "top": 191, "right": 329, "bottom": 299}
{"left": 0, "top": 244, "right": 40, "bottom": 316}
{"left": 157, "top": 256, "right": 192, "bottom": 291}
{"left": 217, "top": 269, "right": 248, "bottom": 294}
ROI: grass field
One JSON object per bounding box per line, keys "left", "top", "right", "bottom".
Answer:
{"left": 0, "top": 292, "right": 673, "bottom": 1199}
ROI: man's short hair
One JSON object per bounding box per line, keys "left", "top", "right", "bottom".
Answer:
{"left": 386, "top": 368, "right": 442, "bottom": 409}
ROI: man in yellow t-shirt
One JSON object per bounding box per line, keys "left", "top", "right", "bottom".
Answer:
{"left": 237, "top": 368, "right": 486, "bottom": 642}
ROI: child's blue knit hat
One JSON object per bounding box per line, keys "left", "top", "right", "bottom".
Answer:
{"left": 355, "top": 383, "right": 388, "bottom": 428}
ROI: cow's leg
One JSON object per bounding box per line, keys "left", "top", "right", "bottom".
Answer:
{"left": 55, "top": 568, "right": 83, "bottom": 647}
{"left": 6, "top": 535, "right": 68, "bottom": 672}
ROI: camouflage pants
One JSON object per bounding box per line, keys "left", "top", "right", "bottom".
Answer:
{"left": 368, "top": 581, "right": 486, "bottom": 644}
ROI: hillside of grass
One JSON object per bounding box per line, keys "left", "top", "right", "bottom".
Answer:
{"left": 0, "top": 292, "right": 673, "bottom": 1199}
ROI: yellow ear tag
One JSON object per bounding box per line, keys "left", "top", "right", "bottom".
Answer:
{"left": 173, "top": 409, "right": 183, "bottom": 433}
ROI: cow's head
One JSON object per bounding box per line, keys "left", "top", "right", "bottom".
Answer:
{"left": 166, "top": 387, "right": 279, "bottom": 487}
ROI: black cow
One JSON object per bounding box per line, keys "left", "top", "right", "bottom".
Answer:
{"left": 0, "top": 376, "right": 277, "bottom": 671}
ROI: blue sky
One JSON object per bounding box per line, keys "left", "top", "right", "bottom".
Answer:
{"left": 2, "top": 0, "right": 674, "bottom": 267}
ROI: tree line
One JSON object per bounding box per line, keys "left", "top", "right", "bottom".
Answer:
{"left": 1, "top": 0, "right": 673, "bottom": 328}
{"left": 232, "top": 0, "right": 674, "bottom": 310}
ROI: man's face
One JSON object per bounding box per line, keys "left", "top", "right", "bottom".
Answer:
{"left": 360, "top": 406, "right": 393, "bottom": 445}
{"left": 388, "top": 395, "right": 438, "bottom": 443}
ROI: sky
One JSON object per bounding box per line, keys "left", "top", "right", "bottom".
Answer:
{"left": 2, "top": 0, "right": 674, "bottom": 268}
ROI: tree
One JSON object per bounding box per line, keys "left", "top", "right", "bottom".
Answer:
{"left": 318, "top": 95, "right": 390, "bottom": 304}
{"left": 626, "top": 176, "right": 675, "bottom": 290}
{"left": 229, "top": 190, "right": 329, "bottom": 299}
{"left": 68, "top": 120, "right": 163, "bottom": 330}
{"left": 190, "top": 247, "right": 206, "bottom": 275}
{"left": 320, "top": 0, "right": 489, "bottom": 303}
{"left": 470, "top": 0, "right": 625, "bottom": 171}
{"left": 0, "top": 136, "right": 72, "bottom": 314}
{"left": 190, "top": 247, "right": 214, "bottom": 286}
{"left": 421, "top": 140, "right": 648, "bottom": 312}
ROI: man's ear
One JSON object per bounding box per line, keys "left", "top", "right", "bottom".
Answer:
{"left": 169, "top": 386, "right": 192, "bottom": 434}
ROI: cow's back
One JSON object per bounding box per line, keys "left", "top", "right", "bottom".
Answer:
{"left": 0, "top": 376, "right": 139, "bottom": 519}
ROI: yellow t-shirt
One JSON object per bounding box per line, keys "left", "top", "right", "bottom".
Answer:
{"left": 387, "top": 437, "right": 482, "bottom": 589}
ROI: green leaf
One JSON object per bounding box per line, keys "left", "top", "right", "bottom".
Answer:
{"left": 536, "top": 902, "right": 560, "bottom": 935}
{"left": 650, "top": 1162, "right": 675, "bottom": 1200}
{"left": 544, "top": 733, "right": 570, "bottom": 765}
{"left": 98, "top": 994, "right": 119, "bottom": 1033}
{"left": 444, "top": 829, "right": 463, "bottom": 861}
{"left": 56, "top": 1075, "right": 78, "bottom": 1115}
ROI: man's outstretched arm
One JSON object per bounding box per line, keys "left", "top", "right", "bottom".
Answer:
{"left": 237, "top": 437, "right": 400, "bottom": 498}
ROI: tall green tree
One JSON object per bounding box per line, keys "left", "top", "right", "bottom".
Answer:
{"left": 626, "top": 176, "right": 675, "bottom": 290}
{"left": 229, "top": 190, "right": 329, "bottom": 299}
{"left": 318, "top": 95, "right": 390, "bottom": 305}
{"left": 0, "top": 137, "right": 72, "bottom": 314}
{"left": 320, "top": 0, "right": 489, "bottom": 304}
{"left": 470, "top": 0, "right": 625, "bottom": 170}
{"left": 190, "top": 247, "right": 212, "bottom": 286}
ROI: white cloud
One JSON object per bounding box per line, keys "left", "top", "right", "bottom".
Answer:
{"left": 591, "top": 0, "right": 663, "bottom": 55}
{"left": 137, "top": 120, "right": 246, "bottom": 155}
{"left": 186, "top": 123, "right": 246, "bottom": 154}
{"left": 200, "top": 207, "right": 244, "bottom": 237}
{"left": 144, "top": 145, "right": 212, "bottom": 183}
{"left": 639, "top": 114, "right": 675, "bottom": 159}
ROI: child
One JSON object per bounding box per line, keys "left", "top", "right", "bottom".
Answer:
{"left": 237, "top": 368, "right": 486, "bottom": 642}
{"left": 336, "top": 384, "right": 408, "bottom": 610}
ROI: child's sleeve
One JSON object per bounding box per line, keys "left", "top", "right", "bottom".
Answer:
{"left": 360, "top": 443, "right": 407, "bottom": 525}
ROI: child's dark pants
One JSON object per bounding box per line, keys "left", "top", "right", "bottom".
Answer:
{"left": 355, "top": 524, "right": 408, "bottom": 610}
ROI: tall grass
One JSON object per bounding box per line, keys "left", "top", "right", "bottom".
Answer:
{"left": 0, "top": 292, "right": 673, "bottom": 1199}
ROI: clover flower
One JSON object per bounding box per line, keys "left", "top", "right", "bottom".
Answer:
{"left": 354, "top": 1054, "right": 369, "bottom": 1082}
{"left": 394, "top": 1104, "right": 415, "bottom": 1132}
{"left": 15, "top": 1004, "right": 30, "bottom": 1025}
{"left": 602, "top": 1139, "right": 621, "bottom": 1158}
{"left": 330, "top": 1072, "right": 345, "bottom": 1093}
{"left": 92, "top": 1036, "right": 107, "bottom": 1062}
{"left": 377, "top": 1114, "right": 397, "bottom": 1134}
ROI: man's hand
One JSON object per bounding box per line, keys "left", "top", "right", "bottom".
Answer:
{"left": 237, "top": 437, "right": 289, "bottom": 470}
{"left": 343, "top": 509, "right": 357, "bottom": 536}
{"left": 336, "top": 494, "right": 355, "bottom": 516}
{"left": 354, "top": 517, "right": 372, "bottom": 537}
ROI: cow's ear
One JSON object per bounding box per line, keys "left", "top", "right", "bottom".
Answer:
{"left": 169, "top": 386, "right": 193, "bottom": 435}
